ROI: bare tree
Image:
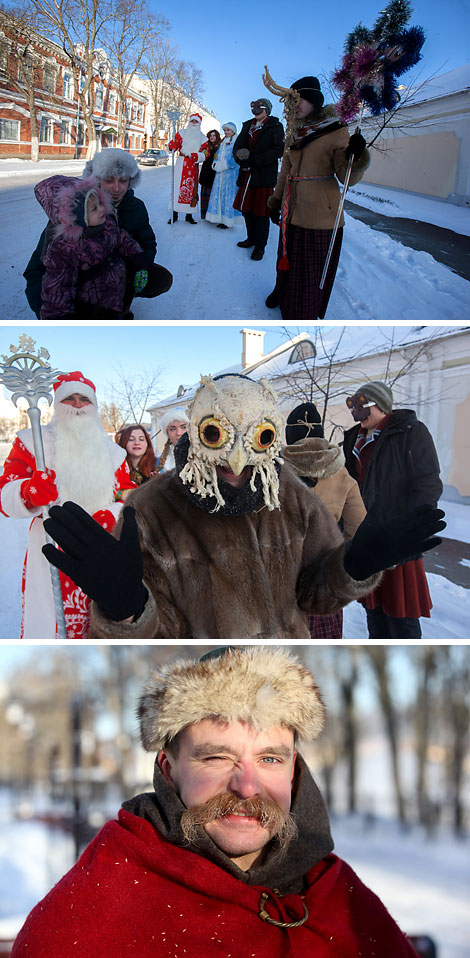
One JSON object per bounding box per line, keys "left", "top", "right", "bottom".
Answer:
{"left": 102, "top": 0, "right": 168, "bottom": 147}
{"left": 437, "top": 646, "right": 470, "bottom": 836}
{"left": 106, "top": 363, "right": 164, "bottom": 426}
{"left": 141, "top": 34, "right": 178, "bottom": 143}
{"left": 99, "top": 400, "right": 125, "bottom": 433}
{"left": 364, "top": 646, "right": 407, "bottom": 824}
{"left": 1, "top": 6, "right": 49, "bottom": 161}
{"left": 412, "top": 646, "right": 438, "bottom": 829}
{"left": 29, "top": 0, "right": 114, "bottom": 158}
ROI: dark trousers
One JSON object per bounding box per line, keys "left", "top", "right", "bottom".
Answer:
{"left": 366, "top": 607, "right": 422, "bottom": 639}
{"left": 124, "top": 263, "right": 173, "bottom": 307}
{"left": 243, "top": 212, "right": 270, "bottom": 250}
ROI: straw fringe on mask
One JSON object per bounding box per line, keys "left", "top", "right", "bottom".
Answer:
{"left": 138, "top": 647, "right": 326, "bottom": 751}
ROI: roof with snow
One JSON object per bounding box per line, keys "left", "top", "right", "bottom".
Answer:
{"left": 149, "top": 325, "right": 468, "bottom": 413}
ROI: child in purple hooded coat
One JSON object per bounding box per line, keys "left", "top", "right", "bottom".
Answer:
{"left": 35, "top": 175, "right": 148, "bottom": 321}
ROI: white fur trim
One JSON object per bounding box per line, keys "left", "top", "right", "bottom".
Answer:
{"left": 53, "top": 378, "right": 97, "bottom": 405}
{"left": 0, "top": 478, "right": 40, "bottom": 518}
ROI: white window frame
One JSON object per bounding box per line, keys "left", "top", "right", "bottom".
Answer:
{"left": 0, "top": 118, "right": 20, "bottom": 141}
{"left": 39, "top": 116, "right": 54, "bottom": 143}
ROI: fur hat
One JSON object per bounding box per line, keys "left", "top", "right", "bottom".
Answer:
{"left": 159, "top": 406, "right": 189, "bottom": 437}
{"left": 138, "top": 646, "right": 326, "bottom": 751}
{"left": 285, "top": 402, "right": 323, "bottom": 444}
{"left": 82, "top": 148, "right": 141, "bottom": 189}
{"left": 356, "top": 381, "right": 393, "bottom": 414}
{"left": 222, "top": 122, "right": 237, "bottom": 134}
{"left": 292, "top": 76, "right": 324, "bottom": 111}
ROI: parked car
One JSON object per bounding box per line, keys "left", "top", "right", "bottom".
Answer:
{"left": 137, "top": 149, "right": 169, "bottom": 167}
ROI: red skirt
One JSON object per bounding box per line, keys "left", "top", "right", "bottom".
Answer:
{"left": 362, "top": 559, "right": 432, "bottom": 618}
{"left": 233, "top": 172, "right": 273, "bottom": 215}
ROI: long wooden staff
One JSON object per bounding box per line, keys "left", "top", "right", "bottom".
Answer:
{"left": 0, "top": 336, "right": 66, "bottom": 639}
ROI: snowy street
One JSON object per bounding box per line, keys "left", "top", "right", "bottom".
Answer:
{"left": 0, "top": 159, "right": 469, "bottom": 323}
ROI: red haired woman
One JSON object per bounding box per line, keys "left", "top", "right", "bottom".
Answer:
{"left": 116, "top": 424, "right": 157, "bottom": 485}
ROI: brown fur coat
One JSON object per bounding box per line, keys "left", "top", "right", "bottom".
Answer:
{"left": 281, "top": 438, "right": 366, "bottom": 537}
{"left": 90, "top": 463, "right": 379, "bottom": 640}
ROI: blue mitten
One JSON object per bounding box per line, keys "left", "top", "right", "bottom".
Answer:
{"left": 134, "top": 269, "right": 148, "bottom": 293}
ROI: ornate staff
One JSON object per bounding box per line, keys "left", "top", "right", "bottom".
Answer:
{"left": 320, "top": 0, "right": 425, "bottom": 288}
{"left": 0, "top": 335, "right": 66, "bottom": 639}
{"left": 167, "top": 106, "right": 181, "bottom": 225}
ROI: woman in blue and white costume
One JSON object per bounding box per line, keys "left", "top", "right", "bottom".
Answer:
{"left": 206, "top": 123, "right": 242, "bottom": 229}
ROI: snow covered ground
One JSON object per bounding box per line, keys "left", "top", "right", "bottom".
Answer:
{"left": 0, "top": 499, "right": 468, "bottom": 640}
{"left": 0, "top": 158, "right": 468, "bottom": 323}
{"left": 0, "top": 795, "right": 468, "bottom": 957}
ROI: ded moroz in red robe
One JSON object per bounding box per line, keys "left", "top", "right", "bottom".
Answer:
{"left": 11, "top": 809, "right": 418, "bottom": 957}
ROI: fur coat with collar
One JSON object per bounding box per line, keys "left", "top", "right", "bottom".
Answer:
{"left": 270, "top": 104, "right": 370, "bottom": 230}
{"left": 35, "top": 175, "right": 144, "bottom": 319}
{"left": 281, "top": 437, "right": 366, "bottom": 537}
{"left": 90, "top": 461, "right": 379, "bottom": 640}
{"left": 11, "top": 756, "right": 417, "bottom": 958}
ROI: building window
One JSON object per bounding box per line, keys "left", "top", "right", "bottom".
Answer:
{"left": 0, "top": 118, "right": 20, "bottom": 141}
{"left": 288, "top": 340, "right": 316, "bottom": 363}
{"left": 63, "top": 71, "right": 72, "bottom": 99}
{"left": 95, "top": 83, "right": 104, "bottom": 110}
{"left": 124, "top": 132, "right": 130, "bottom": 148}
{"left": 43, "top": 65, "right": 56, "bottom": 93}
{"left": 19, "top": 55, "right": 34, "bottom": 82}
{"left": 39, "top": 116, "right": 54, "bottom": 142}
{"left": 109, "top": 91, "right": 116, "bottom": 114}
{"left": 60, "top": 120, "right": 71, "bottom": 144}
{"left": 77, "top": 122, "right": 84, "bottom": 144}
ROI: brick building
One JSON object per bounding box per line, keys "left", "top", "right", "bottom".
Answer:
{"left": 0, "top": 12, "right": 147, "bottom": 159}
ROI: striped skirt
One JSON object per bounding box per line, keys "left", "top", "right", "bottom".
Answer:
{"left": 274, "top": 225, "right": 343, "bottom": 322}
{"left": 200, "top": 184, "right": 213, "bottom": 218}
{"left": 307, "top": 609, "right": 343, "bottom": 639}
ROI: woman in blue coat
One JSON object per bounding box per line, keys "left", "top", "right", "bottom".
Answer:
{"left": 206, "top": 123, "right": 241, "bottom": 229}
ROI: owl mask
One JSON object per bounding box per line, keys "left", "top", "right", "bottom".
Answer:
{"left": 175, "top": 374, "right": 284, "bottom": 513}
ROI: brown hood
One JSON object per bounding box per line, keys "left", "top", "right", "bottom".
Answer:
{"left": 281, "top": 437, "right": 345, "bottom": 480}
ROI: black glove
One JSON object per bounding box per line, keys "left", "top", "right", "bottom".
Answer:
{"left": 42, "top": 501, "right": 148, "bottom": 621}
{"left": 346, "top": 132, "right": 366, "bottom": 161}
{"left": 343, "top": 504, "right": 446, "bottom": 581}
{"left": 269, "top": 207, "right": 281, "bottom": 225}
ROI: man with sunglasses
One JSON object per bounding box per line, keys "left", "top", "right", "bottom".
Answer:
{"left": 343, "top": 381, "right": 443, "bottom": 639}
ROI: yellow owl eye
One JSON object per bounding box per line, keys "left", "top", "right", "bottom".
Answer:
{"left": 199, "top": 416, "right": 230, "bottom": 449}
{"left": 252, "top": 421, "right": 276, "bottom": 452}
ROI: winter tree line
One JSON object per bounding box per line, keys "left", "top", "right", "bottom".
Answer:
{"left": 1, "top": 644, "right": 468, "bottom": 838}
{"left": 1, "top": 0, "right": 207, "bottom": 158}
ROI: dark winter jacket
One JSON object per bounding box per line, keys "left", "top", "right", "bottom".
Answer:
{"left": 199, "top": 144, "right": 218, "bottom": 187}
{"left": 34, "top": 175, "right": 145, "bottom": 320}
{"left": 24, "top": 186, "right": 156, "bottom": 317}
{"left": 342, "top": 409, "right": 442, "bottom": 522}
{"left": 233, "top": 116, "right": 285, "bottom": 189}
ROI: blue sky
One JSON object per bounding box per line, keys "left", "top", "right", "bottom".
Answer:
{"left": 150, "top": 0, "right": 469, "bottom": 127}
{"left": 1, "top": 324, "right": 292, "bottom": 405}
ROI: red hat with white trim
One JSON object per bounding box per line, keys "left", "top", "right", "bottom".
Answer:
{"left": 53, "top": 371, "right": 97, "bottom": 405}
{"left": 189, "top": 112, "right": 202, "bottom": 122}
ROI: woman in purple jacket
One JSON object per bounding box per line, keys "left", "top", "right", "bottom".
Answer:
{"left": 35, "top": 174, "right": 148, "bottom": 321}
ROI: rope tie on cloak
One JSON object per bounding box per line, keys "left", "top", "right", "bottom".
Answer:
{"left": 258, "top": 891, "right": 309, "bottom": 928}
{"left": 278, "top": 175, "right": 334, "bottom": 271}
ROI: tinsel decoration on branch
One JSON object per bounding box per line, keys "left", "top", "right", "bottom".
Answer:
{"left": 332, "top": 0, "right": 425, "bottom": 122}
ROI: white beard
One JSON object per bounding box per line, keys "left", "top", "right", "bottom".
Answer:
{"left": 51, "top": 404, "right": 116, "bottom": 515}
{"left": 180, "top": 125, "right": 205, "bottom": 155}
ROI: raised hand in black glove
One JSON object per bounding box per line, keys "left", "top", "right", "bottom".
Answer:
{"left": 42, "top": 501, "right": 148, "bottom": 621}
{"left": 345, "top": 132, "right": 366, "bottom": 161}
{"left": 343, "top": 504, "right": 446, "bottom": 581}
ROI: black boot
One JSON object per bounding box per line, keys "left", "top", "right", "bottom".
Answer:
{"left": 251, "top": 248, "right": 264, "bottom": 261}
{"left": 237, "top": 238, "right": 254, "bottom": 248}
{"left": 167, "top": 211, "right": 178, "bottom": 224}
{"left": 265, "top": 291, "right": 279, "bottom": 308}
{"left": 185, "top": 213, "right": 197, "bottom": 224}
{"left": 217, "top": 223, "right": 229, "bottom": 229}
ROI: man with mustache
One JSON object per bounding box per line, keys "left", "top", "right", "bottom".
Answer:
{"left": 11, "top": 647, "right": 418, "bottom": 956}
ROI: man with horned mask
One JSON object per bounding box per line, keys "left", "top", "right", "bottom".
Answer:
{"left": 11, "top": 647, "right": 419, "bottom": 956}
{"left": 41, "top": 373, "right": 444, "bottom": 640}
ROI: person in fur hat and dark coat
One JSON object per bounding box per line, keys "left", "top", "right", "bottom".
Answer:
{"left": 40, "top": 374, "right": 445, "bottom": 640}
{"left": 35, "top": 174, "right": 148, "bottom": 320}
{"left": 342, "top": 381, "right": 443, "bottom": 639}
{"left": 232, "top": 98, "right": 284, "bottom": 260}
{"left": 11, "top": 647, "right": 420, "bottom": 957}
{"left": 24, "top": 148, "right": 172, "bottom": 318}
{"left": 282, "top": 402, "right": 366, "bottom": 639}
{"left": 263, "top": 74, "right": 370, "bottom": 320}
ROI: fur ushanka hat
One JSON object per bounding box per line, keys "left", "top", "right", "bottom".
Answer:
{"left": 138, "top": 647, "right": 325, "bottom": 752}
{"left": 82, "top": 148, "right": 141, "bottom": 188}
